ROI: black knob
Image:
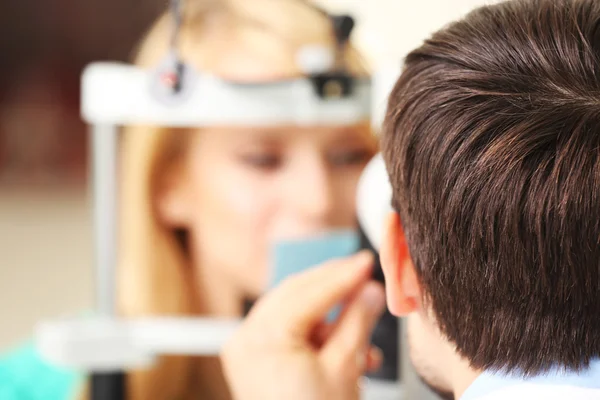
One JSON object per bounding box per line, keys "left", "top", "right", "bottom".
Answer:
{"left": 331, "top": 15, "right": 355, "bottom": 45}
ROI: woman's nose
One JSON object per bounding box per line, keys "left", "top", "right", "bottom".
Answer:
{"left": 286, "top": 156, "right": 335, "bottom": 223}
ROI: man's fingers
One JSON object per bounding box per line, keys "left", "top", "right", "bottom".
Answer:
{"left": 320, "top": 281, "right": 386, "bottom": 379}
{"left": 251, "top": 250, "right": 374, "bottom": 337}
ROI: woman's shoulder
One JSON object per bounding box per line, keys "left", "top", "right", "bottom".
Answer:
{"left": 0, "top": 341, "right": 82, "bottom": 399}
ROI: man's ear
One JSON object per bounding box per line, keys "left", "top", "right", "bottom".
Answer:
{"left": 380, "top": 212, "right": 421, "bottom": 316}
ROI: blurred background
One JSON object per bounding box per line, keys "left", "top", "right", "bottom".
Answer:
{"left": 0, "top": 0, "right": 497, "bottom": 351}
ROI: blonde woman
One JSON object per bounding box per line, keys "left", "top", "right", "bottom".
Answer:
{"left": 0, "top": 1, "right": 377, "bottom": 399}
{"left": 117, "top": 0, "right": 378, "bottom": 399}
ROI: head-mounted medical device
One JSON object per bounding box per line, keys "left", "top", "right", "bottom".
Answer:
{"left": 35, "top": 1, "right": 412, "bottom": 399}
{"left": 84, "top": 0, "right": 370, "bottom": 127}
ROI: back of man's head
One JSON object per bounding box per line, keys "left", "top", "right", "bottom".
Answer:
{"left": 383, "top": 0, "right": 600, "bottom": 374}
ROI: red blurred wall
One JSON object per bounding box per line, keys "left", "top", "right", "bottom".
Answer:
{"left": 0, "top": 0, "right": 164, "bottom": 187}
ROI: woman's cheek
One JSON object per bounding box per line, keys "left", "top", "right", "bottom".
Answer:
{"left": 214, "top": 173, "right": 279, "bottom": 266}
{"left": 222, "top": 173, "right": 274, "bottom": 226}
{"left": 192, "top": 172, "right": 274, "bottom": 292}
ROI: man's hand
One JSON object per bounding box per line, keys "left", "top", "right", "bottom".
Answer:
{"left": 221, "top": 251, "right": 386, "bottom": 400}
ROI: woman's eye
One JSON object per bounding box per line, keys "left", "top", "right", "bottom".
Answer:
{"left": 240, "top": 154, "right": 283, "bottom": 170}
{"left": 329, "top": 149, "right": 371, "bottom": 166}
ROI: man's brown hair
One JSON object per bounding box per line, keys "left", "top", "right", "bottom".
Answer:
{"left": 383, "top": 0, "right": 600, "bottom": 374}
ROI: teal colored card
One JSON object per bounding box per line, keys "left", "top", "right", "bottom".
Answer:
{"left": 271, "top": 230, "right": 359, "bottom": 320}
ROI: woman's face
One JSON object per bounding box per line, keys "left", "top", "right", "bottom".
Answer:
{"left": 158, "top": 124, "right": 375, "bottom": 298}
{"left": 154, "top": 6, "right": 375, "bottom": 300}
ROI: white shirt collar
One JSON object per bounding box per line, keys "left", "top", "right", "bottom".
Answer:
{"left": 460, "top": 359, "right": 600, "bottom": 400}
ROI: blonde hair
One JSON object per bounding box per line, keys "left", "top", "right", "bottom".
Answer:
{"left": 115, "top": 1, "right": 370, "bottom": 399}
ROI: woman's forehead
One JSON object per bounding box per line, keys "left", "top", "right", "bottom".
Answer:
{"left": 188, "top": 21, "right": 332, "bottom": 81}
{"left": 177, "top": 0, "right": 336, "bottom": 81}
{"left": 226, "top": 0, "right": 333, "bottom": 45}
{"left": 199, "top": 32, "right": 306, "bottom": 81}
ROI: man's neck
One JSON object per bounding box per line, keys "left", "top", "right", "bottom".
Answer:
{"left": 426, "top": 329, "right": 482, "bottom": 400}
{"left": 449, "top": 357, "right": 482, "bottom": 399}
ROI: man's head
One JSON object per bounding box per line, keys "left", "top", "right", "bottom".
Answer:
{"left": 380, "top": 0, "right": 600, "bottom": 395}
